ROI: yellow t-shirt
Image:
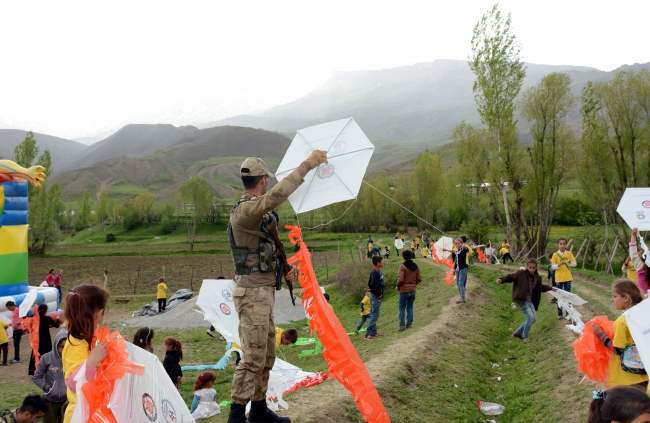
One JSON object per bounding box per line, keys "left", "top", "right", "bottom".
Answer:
{"left": 410, "top": 241, "right": 415, "bottom": 249}
{"left": 421, "top": 247, "right": 428, "bottom": 257}
{"left": 624, "top": 261, "right": 638, "bottom": 283}
{"left": 157, "top": 282, "right": 167, "bottom": 299}
{"left": 416, "top": 237, "right": 421, "bottom": 245}
{"left": 368, "top": 242, "right": 373, "bottom": 252}
{"left": 500, "top": 243, "right": 510, "bottom": 255}
{"left": 551, "top": 251, "right": 576, "bottom": 283}
{"left": 0, "top": 320, "right": 8, "bottom": 345}
{"left": 62, "top": 335, "right": 91, "bottom": 423}
{"left": 360, "top": 295, "right": 370, "bottom": 316}
{"left": 275, "top": 327, "right": 284, "bottom": 349}
{"left": 608, "top": 315, "right": 649, "bottom": 387}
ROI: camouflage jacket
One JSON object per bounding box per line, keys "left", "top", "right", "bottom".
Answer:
{"left": 0, "top": 410, "right": 17, "bottom": 423}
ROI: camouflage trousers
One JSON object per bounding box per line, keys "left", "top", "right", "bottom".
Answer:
{"left": 231, "top": 285, "right": 276, "bottom": 404}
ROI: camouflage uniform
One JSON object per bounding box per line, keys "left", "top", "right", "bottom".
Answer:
{"left": 230, "top": 159, "right": 303, "bottom": 405}
{"left": 0, "top": 410, "right": 18, "bottom": 423}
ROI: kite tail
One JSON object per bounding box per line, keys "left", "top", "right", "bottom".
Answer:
{"left": 298, "top": 331, "right": 323, "bottom": 358}
{"left": 476, "top": 247, "right": 489, "bottom": 264}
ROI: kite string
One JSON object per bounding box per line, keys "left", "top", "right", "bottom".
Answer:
{"left": 361, "top": 180, "right": 452, "bottom": 238}
{"left": 302, "top": 197, "right": 358, "bottom": 230}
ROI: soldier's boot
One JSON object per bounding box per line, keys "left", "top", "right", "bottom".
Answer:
{"left": 247, "top": 400, "right": 291, "bottom": 423}
{"left": 227, "top": 403, "right": 247, "bottom": 423}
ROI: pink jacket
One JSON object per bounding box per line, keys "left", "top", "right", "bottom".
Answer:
{"left": 629, "top": 241, "right": 649, "bottom": 294}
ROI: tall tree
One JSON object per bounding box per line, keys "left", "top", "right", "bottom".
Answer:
{"left": 77, "top": 191, "right": 92, "bottom": 230}
{"left": 469, "top": 3, "right": 526, "bottom": 246}
{"left": 98, "top": 190, "right": 109, "bottom": 222}
{"left": 175, "top": 177, "right": 214, "bottom": 251}
{"left": 134, "top": 192, "right": 156, "bottom": 222}
{"left": 452, "top": 122, "right": 489, "bottom": 208}
{"left": 412, "top": 150, "right": 444, "bottom": 231}
{"left": 520, "top": 72, "right": 576, "bottom": 256}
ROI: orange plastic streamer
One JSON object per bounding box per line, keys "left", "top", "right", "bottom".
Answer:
{"left": 431, "top": 247, "right": 456, "bottom": 285}
{"left": 24, "top": 306, "right": 41, "bottom": 367}
{"left": 286, "top": 225, "right": 391, "bottom": 423}
{"left": 572, "top": 316, "right": 615, "bottom": 385}
{"left": 475, "top": 247, "right": 489, "bottom": 264}
{"left": 82, "top": 326, "right": 145, "bottom": 423}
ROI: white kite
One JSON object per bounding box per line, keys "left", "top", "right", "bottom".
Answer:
{"left": 617, "top": 188, "right": 650, "bottom": 232}
{"left": 394, "top": 238, "right": 404, "bottom": 250}
{"left": 196, "top": 279, "right": 326, "bottom": 411}
{"left": 275, "top": 118, "right": 375, "bottom": 214}
{"left": 434, "top": 236, "right": 454, "bottom": 259}
{"left": 623, "top": 299, "right": 650, "bottom": 374}
{"left": 549, "top": 290, "right": 588, "bottom": 334}
{"left": 18, "top": 289, "right": 37, "bottom": 318}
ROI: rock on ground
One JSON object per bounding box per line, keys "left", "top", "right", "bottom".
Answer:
{"left": 122, "top": 287, "right": 306, "bottom": 329}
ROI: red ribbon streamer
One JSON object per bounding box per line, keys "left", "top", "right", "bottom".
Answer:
{"left": 81, "top": 326, "right": 145, "bottom": 423}
{"left": 475, "top": 247, "right": 489, "bottom": 264}
{"left": 286, "top": 225, "right": 391, "bottom": 423}
{"left": 24, "top": 306, "right": 41, "bottom": 367}
{"left": 431, "top": 247, "right": 456, "bottom": 285}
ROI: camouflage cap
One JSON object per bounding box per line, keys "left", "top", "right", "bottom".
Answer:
{"left": 240, "top": 157, "right": 274, "bottom": 178}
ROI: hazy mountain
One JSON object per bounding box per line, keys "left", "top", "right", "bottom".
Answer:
{"left": 0, "top": 129, "right": 87, "bottom": 173}
{"left": 202, "top": 59, "right": 650, "bottom": 169}
{"left": 51, "top": 126, "right": 291, "bottom": 201}
{"left": 60, "top": 124, "right": 201, "bottom": 172}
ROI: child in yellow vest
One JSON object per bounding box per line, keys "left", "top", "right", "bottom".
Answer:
{"left": 354, "top": 288, "right": 371, "bottom": 335}
{"left": 622, "top": 257, "right": 638, "bottom": 283}
{"left": 551, "top": 238, "right": 577, "bottom": 319}
{"left": 157, "top": 278, "right": 168, "bottom": 313}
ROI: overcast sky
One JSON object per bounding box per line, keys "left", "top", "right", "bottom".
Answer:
{"left": 0, "top": 0, "right": 647, "bottom": 141}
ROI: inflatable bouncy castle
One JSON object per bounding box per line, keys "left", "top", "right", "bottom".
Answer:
{"left": 0, "top": 160, "right": 58, "bottom": 323}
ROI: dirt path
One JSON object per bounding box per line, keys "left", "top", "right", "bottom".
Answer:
{"left": 283, "top": 259, "right": 482, "bottom": 421}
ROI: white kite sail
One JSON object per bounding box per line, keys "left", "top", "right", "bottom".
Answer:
{"left": 617, "top": 188, "right": 650, "bottom": 231}
{"left": 275, "top": 118, "right": 375, "bottom": 214}
{"left": 196, "top": 279, "right": 325, "bottom": 410}
{"left": 623, "top": 299, "right": 650, "bottom": 375}
{"left": 434, "top": 236, "right": 454, "bottom": 259}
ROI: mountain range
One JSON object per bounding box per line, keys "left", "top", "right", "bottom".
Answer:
{"left": 1, "top": 59, "right": 649, "bottom": 201}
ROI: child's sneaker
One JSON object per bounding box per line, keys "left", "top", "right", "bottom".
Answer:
{"left": 354, "top": 329, "right": 359, "bottom": 335}
{"left": 399, "top": 326, "right": 406, "bottom": 332}
{"left": 206, "top": 329, "right": 215, "bottom": 338}
{"left": 406, "top": 323, "right": 412, "bottom": 329}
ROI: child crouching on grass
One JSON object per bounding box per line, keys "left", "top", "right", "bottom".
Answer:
{"left": 190, "top": 371, "right": 220, "bottom": 420}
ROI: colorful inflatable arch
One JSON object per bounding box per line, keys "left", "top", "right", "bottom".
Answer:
{"left": 0, "top": 160, "right": 57, "bottom": 323}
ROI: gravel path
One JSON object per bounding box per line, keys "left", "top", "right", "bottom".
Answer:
{"left": 122, "top": 287, "right": 306, "bottom": 329}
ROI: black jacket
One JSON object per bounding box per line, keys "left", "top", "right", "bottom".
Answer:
{"left": 499, "top": 269, "right": 553, "bottom": 310}
{"left": 368, "top": 269, "right": 385, "bottom": 297}
{"left": 163, "top": 350, "right": 183, "bottom": 382}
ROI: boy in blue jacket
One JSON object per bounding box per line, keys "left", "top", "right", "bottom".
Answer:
{"left": 366, "top": 256, "right": 385, "bottom": 340}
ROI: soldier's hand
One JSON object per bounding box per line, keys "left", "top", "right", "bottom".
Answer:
{"left": 305, "top": 150, "right": 328, "bottom": 169}
{"left": 285, "top": 267, "right": 297, "bottom": 283}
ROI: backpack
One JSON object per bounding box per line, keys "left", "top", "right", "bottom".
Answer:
{"left": 621, "top": 345, "right": 647, "bottom": 374}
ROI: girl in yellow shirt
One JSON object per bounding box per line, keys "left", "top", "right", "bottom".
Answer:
{"left": 593, "top": 279, "right": 648, "bottom": 389}
{"left": 157, "top": 278, "right": 168, "bottom": 313}
{"left": 62, "top": 284, "right": 110, "bottom": 423}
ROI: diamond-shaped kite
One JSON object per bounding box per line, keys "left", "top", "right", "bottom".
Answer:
{"left": 616, "top": 188, "right": 650, "bottom": 231}
{"left": 275, "top": 118, "right": 375, "bottom": 214}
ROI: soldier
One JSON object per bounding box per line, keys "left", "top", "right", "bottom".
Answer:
{"left": 227, "top": 151, "right": 328, "bottom": 423}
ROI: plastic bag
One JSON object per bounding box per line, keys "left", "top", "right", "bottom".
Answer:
{"left": 572, "top": 315, "right": 614, "bottom": 385}
{"left": 477, "top": 401, "right": 505, "bottom": 416}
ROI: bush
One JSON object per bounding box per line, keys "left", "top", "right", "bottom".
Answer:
{"left": 105, "top": 233, "right": 117, "bottom": 242}
{"left": 333, "top": 260, "right": 373, "bottom": 301}
{"left": 553, "top": 195, "right": 599, "bottom": 226}
{"left": 157, "top": 216, "right": 176, "bottom": 235}
{"left": 122, "top": 210, "right": 142, "bottom": 231}
{"left": 459, "top": 218, "right": 492, "bottom": 244}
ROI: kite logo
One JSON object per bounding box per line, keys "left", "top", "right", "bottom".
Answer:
{"left": 222, "top": 290, "right": 233, "bottom": 302}
{"left": 643, "top": 200, "right": 650, "bottom": 208}
{"left": 161, "top": 399, "right": 177, "bottom": 422}
{"left": 637, "top": 212, "right": 646, "bottom": 220}
{"left": 220, "top": 303, "right": 231, "bottom": 315}
{"left": 142, "top": 393, "right": 157, "bottom": 421}
{"left": 317, "top": 164, "right": 335, "bottom": 179}
{"left": 330, "top": 140, "right": 347, "bottom": 155}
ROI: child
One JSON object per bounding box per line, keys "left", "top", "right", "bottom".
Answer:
{"left": 29, "top": 304, "right": 61, "bottom": 376}
{"left": 500, "top": 239, "right": 513, "bottom": 264}
{"left": 497, "top": 259, "right": 556, "bottom": 343}
{"left": 485, "top": 243, "right": 497, "bottom": 264}
{"left": 629, "top": 228, "right": 650, "bottom": 295}
{"left": 622, "top": 256, "right": 638, "bottom": 283}
{"left": 367, "top": 241, "right": 373, "bottom": 259}
{"left": 366, "top": 256, "right": 385, "bottom": 340}
{"left": 163, "top": 337, "right": 183, "bottom": 389}
{"left": 551, "top": 238, "right": 577, "bottom": 319}
{"left": 354, "top": 288, "right": 371, "bottom": 335}
{"left": 62, "top": 284, "right": 110, "bottom": 423}
{"left": 323, "top": 293, "right": 334, "bottom": 310}
{"left": 421, "top": 245, "right": 428, "bottom": 258}
{"left": 6, "top": 300, "right": 23, "bottom": 364}
{"left": 593, "top": 279, "right": 648, "bottom": 389}
{"left": 133, "top": 327, "right": 155, "bottom": 353}
{"left": 0, "top": 318, "right": 7, "bottom": 366}
{"left": 443, "top": 239, "right": 470, "bottom": 304}
{"left": 275, "top": 328, "right": 298, "bottom": 348}
{"left": 190, "top": 371, "right": 220, "bottom": 420}
{"left": 34, "top": 330, "right": 68, "bottom": 423}
{"left": 384, "top": 246, "right": 390, "bottom": 260}
{"left": 157, "top": 278, "right": 167, "bottom": 313}
{"left": 588, "top": 386, "right": 650, "bottom": 423}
